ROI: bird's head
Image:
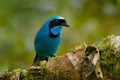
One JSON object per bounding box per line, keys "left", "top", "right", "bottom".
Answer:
{"left": 48, "top": 16, "right": 69, "bottom": 27}
{"left": 45, "top": 16, "right": 69, "bottom": 38}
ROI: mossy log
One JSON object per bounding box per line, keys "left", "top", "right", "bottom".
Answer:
{"left": 0, "top": 35, "right": 120, "bottom": 80}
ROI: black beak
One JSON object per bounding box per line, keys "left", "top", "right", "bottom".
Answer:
{"left": 61, "top": 22, "right": 70, "bottom": 27}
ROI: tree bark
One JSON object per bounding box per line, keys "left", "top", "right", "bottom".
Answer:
{"left": 0, "top": 35, "right": 120, "bottom": 80}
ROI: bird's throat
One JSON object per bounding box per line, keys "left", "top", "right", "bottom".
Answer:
{"left": 49, "top": 26, "right": 61, "bottom": 38}
{"left": 49, "top": 31, "right": 60, "bottom": 38}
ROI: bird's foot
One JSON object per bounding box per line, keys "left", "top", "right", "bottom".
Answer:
{"left": 30, "top": 65, "right": 40, "bottom": 70}
{"left": 30, "top": 62, "right": 40, "bottom": 70}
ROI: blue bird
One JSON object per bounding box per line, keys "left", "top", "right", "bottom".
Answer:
{"left": 33, "top": 16, "right": 69, "bottom": 66}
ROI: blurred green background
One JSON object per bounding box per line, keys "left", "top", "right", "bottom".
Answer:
{"left": 0, "top": 0, "right": 120, "bottom": 71}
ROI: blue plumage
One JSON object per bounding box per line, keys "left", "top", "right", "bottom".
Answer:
{"left": 33, "top": 16, "right": 69, "bottom": 66}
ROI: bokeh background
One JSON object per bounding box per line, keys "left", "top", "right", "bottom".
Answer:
{"left": 0, "top": 0, "right": 120, "bottom": 71}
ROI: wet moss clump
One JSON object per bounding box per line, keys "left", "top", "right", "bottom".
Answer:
{"left": 98, "top": 35, "right": 120, "bottom": 78}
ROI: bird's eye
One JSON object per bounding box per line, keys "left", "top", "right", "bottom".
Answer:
{"left": 49, "top": 19, "right": 60, "bottom": 28}
{"left": 53, "top": 19, "right": 60, "bottom": 25}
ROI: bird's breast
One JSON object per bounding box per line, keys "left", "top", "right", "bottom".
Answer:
{"left": 34, "top": 34, "right": 61, "bottom": 57}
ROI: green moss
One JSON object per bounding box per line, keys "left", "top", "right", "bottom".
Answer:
{"left": 26, "top": 68, "right": 47, "bottom": 80}
{"left": 97, "top": 35, "right": 120, "bottom": 78}
{"left": 100, "top": 44, "right": 115, "bottom": 68}
{"left": 20, "top": 70, "right": 27, "bottom": 80}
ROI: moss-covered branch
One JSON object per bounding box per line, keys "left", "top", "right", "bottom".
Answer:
{"left": 0, "top": 35, "right": 120, "bottom": 80}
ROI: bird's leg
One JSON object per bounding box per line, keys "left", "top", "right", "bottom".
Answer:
{"left": 30, "top": 54, "right": 40, "bottom": 69}
{"left": 43, "top": 57, "right": 48, "bottom": 61}
{"left": 33, "top": 54, "right": 40, "bottom": 66}
{"left": 50, "top": 55, "right": 55, "bottom": 57}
